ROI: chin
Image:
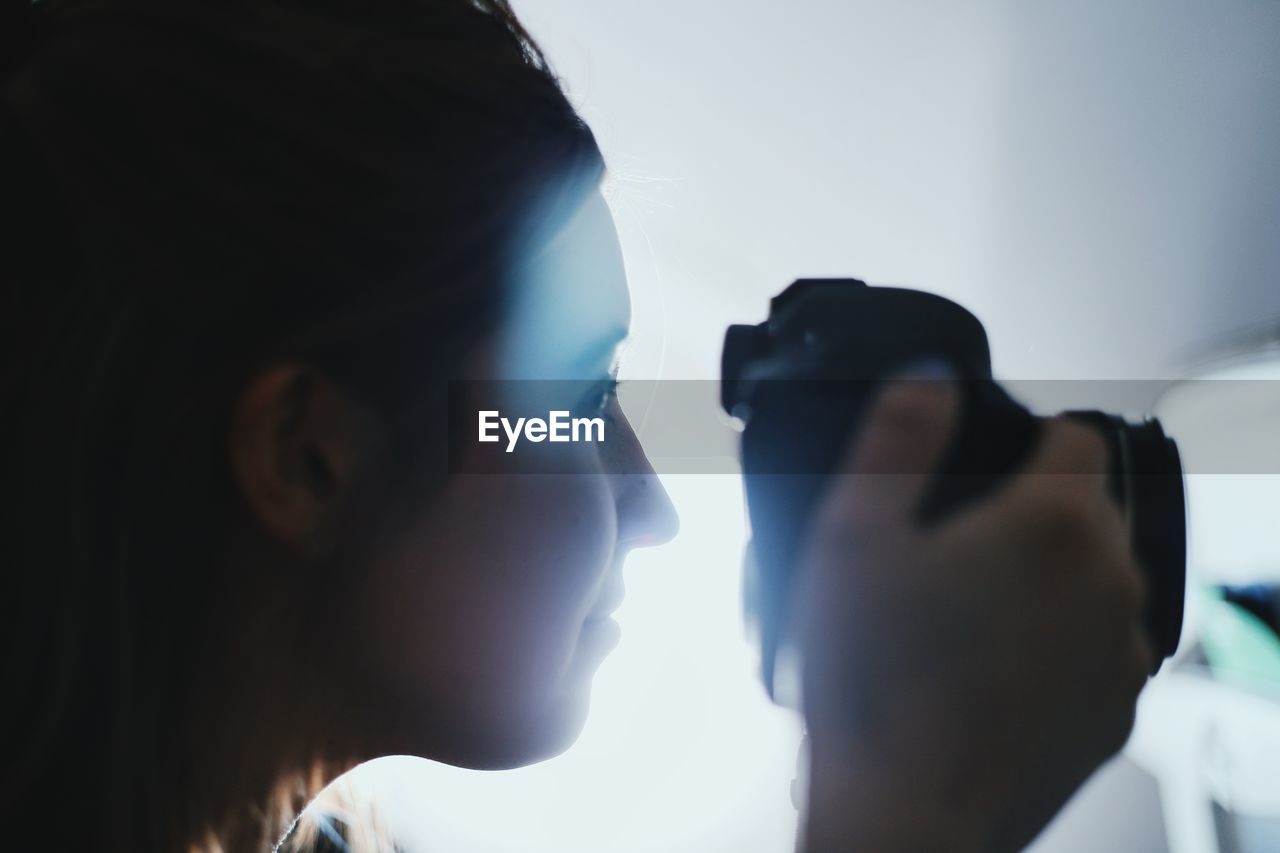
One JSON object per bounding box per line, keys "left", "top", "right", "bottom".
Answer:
{"left": 401, "top": 680, "right": 597, "bottom": 771}
{"left": 475, "top": 684, "right": 596, "bottom": 770}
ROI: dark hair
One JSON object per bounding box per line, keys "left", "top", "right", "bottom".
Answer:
{"left": 0, "top": 0, "right": 603, "bottom": 847}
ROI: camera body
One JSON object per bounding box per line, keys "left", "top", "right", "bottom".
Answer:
{"left": 721, "top": 279, "right": 1186, "bottom": 700}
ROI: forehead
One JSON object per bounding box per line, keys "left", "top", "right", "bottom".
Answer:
{"left": 495, "top": 189, "right": 631, "bottom": 380}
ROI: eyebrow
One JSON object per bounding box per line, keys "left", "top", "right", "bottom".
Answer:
{"left": 572, "top": 328, "right": 630, "bottom": 375}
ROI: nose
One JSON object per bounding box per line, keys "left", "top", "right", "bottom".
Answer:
{"left": 608, "top": 418, "right": 679, "bottom": 549}
{"left": 616, "top": 469, "right": 679, "bottom": 549}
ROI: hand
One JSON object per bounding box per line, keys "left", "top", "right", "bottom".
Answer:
{"left": 792, "top": 376, "right": 1152, "bottom": 852}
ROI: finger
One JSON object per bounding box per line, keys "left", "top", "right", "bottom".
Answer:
{"left": 820, "top": 367, "right": 961, "bottom": 526}
{"left": 1130, "top": 623, "right": 1157, "bottom": 685}
{"left": 1100, "top": 623, "right": 1154, "bottom": 754}
{"left": 1111, "top": 552, "right": 1156, "bottom": 683}
{"left": 993, "top": 417, "right": 1111, "bottom": 509}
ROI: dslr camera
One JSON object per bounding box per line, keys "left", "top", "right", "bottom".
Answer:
{"left": 721, "top": 279, "right": 1186, "bottom": 700}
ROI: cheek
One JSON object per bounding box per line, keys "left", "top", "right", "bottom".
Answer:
{"left": 463, "top": 475, "right": 618, "bottom": 678}
{"left": 353, "top": 470, "right": 617, "bottom": 746}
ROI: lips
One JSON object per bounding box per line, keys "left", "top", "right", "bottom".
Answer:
{"left": 576, "top": 611, "right": 623, "bottom": 658}
{"left": 585, "top": 577, "right": 625, "bottom": 623}
{"left": 584, "top": 596, "right": 623, "bottom": 623}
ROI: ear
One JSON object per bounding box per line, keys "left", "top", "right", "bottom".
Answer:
{"left": 229, "top": 365, "right": 380, "bottom": 552}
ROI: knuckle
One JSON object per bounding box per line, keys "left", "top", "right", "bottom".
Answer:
{"left": 1040, "top": 418, "right": 1109, "bottom": 475}
{"left": 815, "top": 477, "right": 875, "bottom": 530}
{"left": 872, "top": 385, "right": 939, "bottom": 434}
{"left": 810, "top": 496, "right": 883, "bottom": 554}
{"left": 1021, "top": 485, "right": 1097, "bottom": 542}
{"left": 1060, "top": 421, "right": 1110, "bottom": 471}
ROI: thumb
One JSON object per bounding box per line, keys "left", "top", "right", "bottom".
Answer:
{"left": 817, "top": 363, "right": 961, "bottom": 527}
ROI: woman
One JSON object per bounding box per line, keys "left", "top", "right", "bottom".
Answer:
{"left": 1, "top": 0, "right": 1152, "bottom": 850}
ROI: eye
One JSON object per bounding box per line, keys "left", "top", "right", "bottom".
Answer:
{"left": 574, "top": 374, "right": 620, "bottom": 419}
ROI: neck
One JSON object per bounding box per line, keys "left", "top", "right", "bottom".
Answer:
{"left": 182, "top": 564, "right": 365, "bottom": 852}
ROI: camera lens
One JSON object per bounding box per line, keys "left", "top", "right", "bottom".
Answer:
{"left": 1067, "top": 413, "right": 1187, "bottom": 664}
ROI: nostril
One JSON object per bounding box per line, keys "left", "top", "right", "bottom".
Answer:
{"left": 620, "top": 515, "right": 678, "bottom": 550}
{"left": 616, "top": 473, "right": 679, "bottom": 547}
{"left": 646, "top": 501, "right": 680, "bottom": 547}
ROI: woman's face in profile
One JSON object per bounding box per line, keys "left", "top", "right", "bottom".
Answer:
{"left": 348, "top": 190, "right": 678, "bottom": 769}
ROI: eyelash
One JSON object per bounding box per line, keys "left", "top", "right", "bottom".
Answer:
{"left": 578, "top": 375, "right": 620, "bottom": 419}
